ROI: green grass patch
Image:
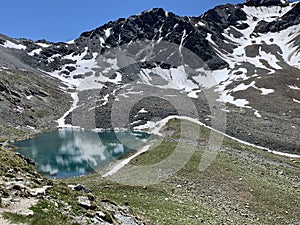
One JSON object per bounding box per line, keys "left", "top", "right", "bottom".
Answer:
{"left": 68, "top": 118, "right": 300, "bottom": 224}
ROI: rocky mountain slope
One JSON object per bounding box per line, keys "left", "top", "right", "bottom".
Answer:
{"left": 0, "top": 35, "right": 71, "bottom": 141}
{"left": 0, "top": 0, "right": 299, "bottom": 154}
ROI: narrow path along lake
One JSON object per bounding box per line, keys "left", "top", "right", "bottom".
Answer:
{"left": 14, "top": 129, "right": 151, "bottom": 178}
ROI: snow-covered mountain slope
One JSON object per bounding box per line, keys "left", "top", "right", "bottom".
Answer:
{"left": 0, "top": 0, "right": 299, "bottom": 153}
{"left": 206, "top": 1, "right": 300, "bottom": 113}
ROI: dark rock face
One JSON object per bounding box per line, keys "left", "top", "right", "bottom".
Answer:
{"left": 254, "top": 2, "right": 300, "bottom": 33}
{"left": 2, "top": 7, "right": 229, "bottom": 72}
{"left": 3, "top": 1, "right": 296, "bottom": 73}
{"left": 77, "top": 8, "right": 228, "bottom": 70}
{"left": 245, "top": 0, "right": 288, "bottom": 7}
{"left": 201, "top": 4, "right": 247, "bottom": 33}
{"left": 199, "top": 4, "right": 248, "bottom": 54}
{"left": 1, "top": 0, "right": 297, "bottom": 74}
{"left": 12, "top": 4, "right": 254, "bottom": 73}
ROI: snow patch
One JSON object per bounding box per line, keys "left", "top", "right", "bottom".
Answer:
{"left": 206, "top": 33, "right": 214, "bottom": 43}
{"left": 231, "top": 81, "right": 274, "bottom": 95}
{"left": 217, "top": 3, "right": 300, "bottom": 72}
{"left": 26, "top": 95, "right": 33, "bottom": 100}
{"left": 103, "top": 144, "right": 152, "bottom": 177}
{"left": 66, "top": 40, "right": 75, "bottom": 44}
{"left": 138, "top": 108, "right": 148, "bottom": 113}
{"left": 36, "top": 42, "right": 51, "bottom": 48}
{"left": 197, "top": 21, "right": 206, "bottom": 27}
{"left": 101, "top": 94, "right": 109, "bottom": 106}
{"left": 259, "top": 51, "right": 282, "bottom": 70}
{"left": 216, "top": 84, "right": 251, "bottom": 108}
{"left": 57, "top": 92, "right": 79, "bottom": 128}
{"left": 142, "top": 65, "right": 199, "bottom": 92}
{"left": 28, "top": 48, "right": 42, "bottom": 56}
{"left": 188, "top": 90, "right": 201, "bottom": 98}
{"left": 2, "top": 40, "right": 26, "bottom": 50}
{"left": 210, "top": 68, "right": 231, "bottom": 85}
{"left": 106, "top": 58, "right": 118, "bottom": 70}
{"left": 233, "top": 81, "right": 256, "bottom": 92}
{"left": 258, "top": 87, "right": 274, "bottom": 95}
{"left": 254, "top": 109, "right": 262, "bottom": 118}
{"left": 288, "top": 85, "right": 300, "bottom": 90}
{"left": 293, "top": 98, "right": 300, "bottom": 104}
{"left": 47, "top": 54, "right": 61, "bottom": 63}
{"left": 104, "top": 28, "right": 112, "bottom": 38}
{"left": 242, "top": 5, "right": 293, "bottom": 23}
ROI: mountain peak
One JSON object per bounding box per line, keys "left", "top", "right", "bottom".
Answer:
{"left": 245, "top": 0, "right": 289, "bottom": 6}
{"left": 142, "top": 8, "right": 166, "bottom": 14}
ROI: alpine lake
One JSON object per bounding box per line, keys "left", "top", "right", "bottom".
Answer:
{"left": 14, "top": 129, "right": 151, "bottom": 178}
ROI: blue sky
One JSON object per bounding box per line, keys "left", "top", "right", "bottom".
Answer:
{"left": 0, "top": 0, "right": 244, "bottom": 42}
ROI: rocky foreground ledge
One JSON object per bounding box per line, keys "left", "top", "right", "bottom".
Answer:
{"left": 0, "top": 148, "right": 144, "bottom": 225}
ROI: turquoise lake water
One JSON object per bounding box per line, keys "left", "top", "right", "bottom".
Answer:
{"left": 15, "top": 129, "right": 150, "bottom": 178}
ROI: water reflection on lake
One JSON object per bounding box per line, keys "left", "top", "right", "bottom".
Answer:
{"left": 15, "top": 129, "right": 150, "bottom": 178}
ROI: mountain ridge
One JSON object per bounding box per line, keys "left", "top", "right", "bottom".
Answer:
{"left": 0, "top": 0, "right": 299, "bottom": 154}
